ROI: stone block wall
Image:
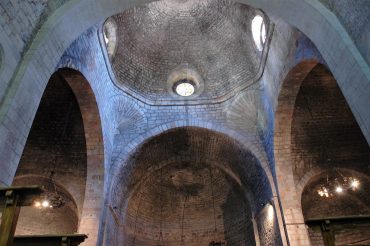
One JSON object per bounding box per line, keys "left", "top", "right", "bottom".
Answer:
{"left": 256, "top": 204, "right": 283, "bottom": 246}
{"left": 0, "top": 0, "right": 369, "bottom": 245}
{"left": 334, "top": 225, "right": 370, "bottom": 245}
{"left": 0, "top": 0, "right": 47, "bottom": 54}
{"left": 307, "top": 227, "right": 325, "bottom": 246}
{"left": 0, "top": 0, "right": 69, "bottom": 100}
{"left": 319, "top": 0, "right": 370, "bottom": 64}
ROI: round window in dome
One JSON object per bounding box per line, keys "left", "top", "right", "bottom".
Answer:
{"left": 174, "top": 79, "right": 195, "bottom": 97}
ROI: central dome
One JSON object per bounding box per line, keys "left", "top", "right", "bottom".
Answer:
{"left": 103, "top": 0, "right": 270, "bottom": 105}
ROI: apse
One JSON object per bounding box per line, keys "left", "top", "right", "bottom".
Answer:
{"left": 107, "top": 127, "right": 280, "bottom": 245}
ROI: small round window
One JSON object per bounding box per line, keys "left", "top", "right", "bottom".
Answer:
{"left": 174, "top": 79, "right": 195, "bottom": 97}
{"left": 251, "top": 15, "right": 266, "bottom": 51}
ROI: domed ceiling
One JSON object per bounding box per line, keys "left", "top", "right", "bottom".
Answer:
{"left": 123, "top": 162, "right": 254, "bottom": 245}
{"left": 109, "top": 127, "right": 272, "bottom": 244}
{"left": 102, "top": 0, "right": 271, "bottom": 105}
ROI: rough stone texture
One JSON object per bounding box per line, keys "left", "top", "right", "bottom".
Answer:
{"left": 334, "top": 225, "right": 370, "bottom": 245}
{"left": 319, "top": 0, "right": 370, "bottom": 65}
{"left": 39, "top": 18, "right": 294, "bottom": 246}
{"left": 0, "top": 0, "right": 369, "bottom": 245}
{"left": 307, "top": 223, "right": 370, "bottom": 246}
{"left": 0, "top": 0, "right": 47, "bottom": 56}
{"left": 256, "top": 204, "right": 283, "bottom": 246}
{"left": 123, "top": 162, "right": 254, "bottom": 245}
{"left": 291, "top": 64, "right": 370, "bottom": 182}
{"left": 307, "top": 227, "right": 324, "bottom": 246}
{"left": 108, "top": 0, "right": 270, "bottom": 104}
{"left": 1, "top": 60, "right": 105, "bottom": 244}
{"left": 274, "top": 55, "right": 370, "bottom": 246}
{"left": 0, "top": 0, "right": 69, "bottom": 100}
{"left": 267, "top": 23, "right": 321, "bottom": 246}
{"left": 108, "top": 127, "right": 273, "bottom": 245}
{"left": 59, "top": 69, "right": 105, "bottom": 245}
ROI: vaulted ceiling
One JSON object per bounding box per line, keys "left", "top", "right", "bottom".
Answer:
{"left": 103, "top": 0, "right": 270, "bottom": 105}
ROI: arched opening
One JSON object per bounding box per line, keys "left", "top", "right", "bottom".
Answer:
{"left": 12, "top": 71, "right": 87, "bottom": 234}
{"left": 107, "top": 127, "right": 282, "bottom": 245}
{"left": 6, "top": 68, "right": 105, "bottom": 245}
{"left": 56, "top": 68, "right": 106, "bottom": 245}
{"left": 290, "top": 64, "right": 370, "bottom": 184}
{"left": 275, "top": 61, "right": 370, "bottom": 244}
{"left": 292, "top": 64, "right": 370, "bottom": 245}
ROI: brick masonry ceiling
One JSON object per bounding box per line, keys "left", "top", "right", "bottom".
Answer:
{"left": 104, "top": 0, "right": 270, "bottom": 104}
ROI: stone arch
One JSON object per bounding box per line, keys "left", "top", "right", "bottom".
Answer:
{"left": 9, "top": 68, "right": 104, "bottom": 245}
{"left": 0, "top": 0, "right": 368, "bottom": 244}
{"left": 296, "top": 166, "right": 323, "bottom": 196}
{"left": 110, "top": 120, "right": 288, "bottom": 243}
{"left": 58, "top": 68, "right": 105, "bottom": 245}
{"left": 111, "top": 120, "right": 274, "bottom": 190}
{"left": 108, "top": 126, "right": 282, "bottom": 245}
{"left": 11, "top": 70, "right": 88, "bottom": 235}
{"left": 274, "top": 60, "right": 319, "bottom": 245}
{"left": 0, "top": 0, "right": 368, "bottom": 161}
{"left": 0, "top": 0, "right": 368, "bottom": 205}
{"left": 275, "top": 60, "right": 370, "bottom": 245}
{"left": 0, "top": 0, "right": 369, "bottom": 188}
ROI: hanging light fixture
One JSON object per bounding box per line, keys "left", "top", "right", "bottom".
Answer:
{"left": 208, "top": 167, "right": 226, "bottom": 246}
{"left": 34, "top": 171, "right": 67, "bottom": 208}
{"left": 317, "top": 170, "right": 360, "bottom": 198}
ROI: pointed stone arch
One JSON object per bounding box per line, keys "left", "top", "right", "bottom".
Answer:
{"left": 58, "top": 68, "right": 105, "bottom": 245}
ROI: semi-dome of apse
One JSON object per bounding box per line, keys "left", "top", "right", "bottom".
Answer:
{"left": 108, "top": 127, "right": 272, "bottom": 245}
{"left": 102, "top": 0, "right": 270, "bottom": 105}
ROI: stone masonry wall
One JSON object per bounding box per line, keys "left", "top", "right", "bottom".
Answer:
{"left": 0, "top": 0, "right": 69, "bottom": 100}
{"left": 307, "top": 223, "right": 370, "bottom": 246}
{"left": 319, "top": 0, "right": 370, "bottom": 65}
{"left": 256, "top": 204, "right": 283, "bottom": 246}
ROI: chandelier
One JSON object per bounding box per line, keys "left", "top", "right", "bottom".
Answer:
{"left": 34, "top": 171, "right": 67, "bottom": 208}
{"left": 317, "top": 171, "right": 360, "bottom": 198}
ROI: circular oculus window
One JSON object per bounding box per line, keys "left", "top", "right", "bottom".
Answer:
{"left": 174, "top": 79, "right": 195, "bottom": 97}
{"left": 167, "top": 65, "right": 204, "bottom": 99}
